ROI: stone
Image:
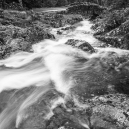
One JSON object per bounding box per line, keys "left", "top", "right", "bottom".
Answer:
{"left": 65, "top": 39, "right": 95, "bottom": 53}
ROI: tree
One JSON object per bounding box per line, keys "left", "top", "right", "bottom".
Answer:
{"left": 46, "top": 0, "right": 58, "bottom": 7}
{"left": 111, "top": 0, "right": 129, "bottom": 9}
{"left": 68, "top": 0, "right": 75, "bottom": 3}
{"left": 56, "top": 0, "right": 68, "bottom": 6}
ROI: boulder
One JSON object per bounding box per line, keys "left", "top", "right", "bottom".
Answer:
{"left": 65, "top": 39, "right": 95, "bottom": 53}
{"left": 93, "top": 8, "right": 129, "bottom": 50}
{"left": 94, "top": 20, "right": 129, "bottom": 49}
{"left": 61, "top": 25, "right": 76, "bottom": 31}
{"left": 57, "top": 25, "right": 76, "bottom": 35}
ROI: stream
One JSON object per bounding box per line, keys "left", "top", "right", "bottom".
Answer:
{"left": 0, "top": 18, "right": 129, "bottom": 129}
{"left": 51, "top": 20, "right": 102, "bottom": 46}
{"left": 0, "top": 19, "right": 101, "bottom": 92}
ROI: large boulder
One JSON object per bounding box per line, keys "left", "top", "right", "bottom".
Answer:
{"left": 92, "top": 7, "right": 129, "bottom": 50}
{"left": 93, "top": 8, "right": 129, "bottom": 35}
{"left": 65, "top": 39, "right": 95, "bottom": 53}
{"left": 94, "top": 18, "right": 129, "bottom": 49}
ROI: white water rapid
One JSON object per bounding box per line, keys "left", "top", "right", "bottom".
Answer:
{"left": 0, "top": 19, "right": 129, "bottom": 129}
{"left": 51, "top": 20, "right": 102, "bottom": 47}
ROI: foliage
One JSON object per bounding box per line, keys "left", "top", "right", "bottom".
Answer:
{"left": 110, "top": 0, "right": 129, "bottom": 10}
{"left": 2, "top": 0, "right": 129, "bottom": 9}
{"left": 56, "top": 0, "right": 68, "bottom": 6}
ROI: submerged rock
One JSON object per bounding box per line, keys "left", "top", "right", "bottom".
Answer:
{"left": 87, "top": 94, "right": 129, "bottom": 129}
{"left": 0, "top": 24, "right": 55, "bottom": 59}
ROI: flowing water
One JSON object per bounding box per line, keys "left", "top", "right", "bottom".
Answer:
{"left": 0, "top": 19, "right": 129, "bottom": 129}
{"left": 50, "top": 20, "right": 102, "bottom": 47}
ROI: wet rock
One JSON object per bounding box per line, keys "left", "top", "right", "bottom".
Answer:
{"left": 95, "top": 34, "right": 129, "bottom": 49}
{"left": 66, "top": 15, "right": 83, "bottom": 25}
{"left": 61, "top": 25, "right": 76, "bottom": 31}
{"left": 8, "top": 38, "right": 30, "bottom": 52}
{"left": 1, "top": 2, "right": 129, "bottom": 129}
{"left": 94, "top": 20, "right": 129, "bottom": 49}
{"left": 0, "top": 9, "right": 83, "bottom": 59}
{"left": 57, "top": 25, "right": 76, "bottom": 35}
{"left": 17, "top": 90, "right": 63, "bottom": 129}
{"left": 2, "top": 87, "right": 129, "bottom": 129}
{"left": 95, "top": 35, "right": 122, "bottom": 48}
{"left": 105, "top": 20, "right": 129, "bottom": 37}
{"left": 65, "top": 39, "right": 95, "bottom": 53}
{"left": 2, "top": 52, "right": 129, "bottom": 129}
{"left": 88, "top": 94, "right": 129, "bottom": 129}
{"left": 46, "top": 105, "right": 89, "bottom": 129}
{"left": 93, "top": 8, "right": 129, "bottom": 35}
{"left": 12, "top": 92, "right": 129, "bottom": 129}
{"left": 93, "top": 8, "right": 129, "bottom": 50}
{"left": 57, "top": 30, "right": 62, "bottom": 35}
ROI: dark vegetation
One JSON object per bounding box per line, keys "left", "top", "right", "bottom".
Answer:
{"left": 0, "top": 0, "right": 128, "bottom": 10}
{"left": 0, "top": 0, "right": 97, "bottom": 9}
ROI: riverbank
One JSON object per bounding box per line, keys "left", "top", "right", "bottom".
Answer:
{"left": 0, "top": 8, "right": 83, "bottom": 59}
{"left": 92, "top": 6, "right": 129, "bottom": 50}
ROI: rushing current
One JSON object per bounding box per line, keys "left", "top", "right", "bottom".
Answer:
{"left": 0, "top": 19, "right": 129, "bottom": 129}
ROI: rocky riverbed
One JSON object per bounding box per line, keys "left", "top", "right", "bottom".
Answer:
{"left": 0, "top": 8, "right": 83, "bottom": 59}
{"left": 1, "top": 1, "right": 129, "bottom": 129}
